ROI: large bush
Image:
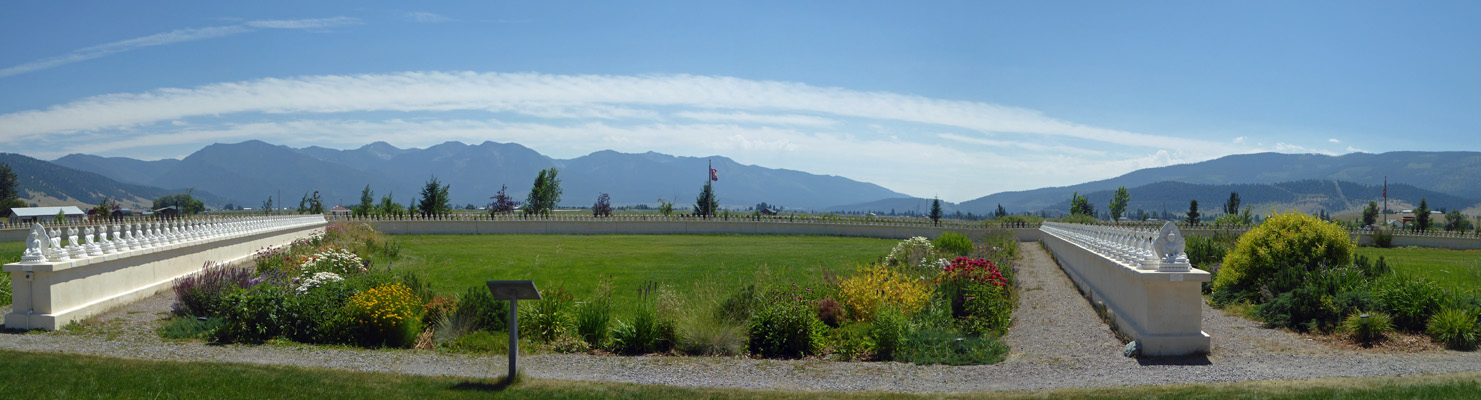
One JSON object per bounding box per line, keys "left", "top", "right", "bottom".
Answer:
{"left": 932, "top": 232, "right": 973, "bottom": 257}
{"left": 171, "top": 262, "right": 253, "bottom": 317}
{"left": 1213, "top": 211, "right": 1353, "bottom": 301}
{"left": 455, "top": 285, "right": 509, "bottom": 331}
{"left": 747, "top": 291, "right": 826, "bottom": 358}
{"left": 936, "top": 257, "right": 1013, "bottom": 336}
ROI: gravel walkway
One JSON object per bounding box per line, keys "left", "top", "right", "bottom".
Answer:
{"left": 2, "top": 242, "right": 1478, "bottom": 393}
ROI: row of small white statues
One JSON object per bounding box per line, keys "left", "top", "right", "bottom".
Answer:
{"left": 18, "top": 216, "right": 318, "bottom": 264}
{"left": 1041, "top": 221, "right": 1191, "bottom": 272}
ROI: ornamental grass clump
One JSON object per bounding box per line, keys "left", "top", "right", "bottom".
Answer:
{"left": 343, "top": 282, "right": 423, "bottom": 348}
{"left": 1426, "top": 308, "right": 1479, "bottom": 351}
{"left": 747, "top": 288, "right": 826, "bottom": 359}
{"left": 932, "top": 232, "right": 974, "bottom": 258}
{"left": 1342, "top": 311, "right": 1393, "bottom": 346}
{"left": 837, "top": 264, "right": 934, "bottom": 321}
{"left": 574, "top": 277, "right": 615, "bottom": 348}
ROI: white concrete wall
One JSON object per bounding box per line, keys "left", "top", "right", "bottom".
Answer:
{"left": 363, "top": 219, "right": 1042, "bottom": 241}
{"left": 4, "top": 216, "right": 325, "bottom": 330}
{"left": 1039, "top": 225, "right": 1212, "bottom": 357}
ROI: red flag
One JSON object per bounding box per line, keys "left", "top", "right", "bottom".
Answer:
{"left": 710, "top": 167, "right": 718, "bottom": 181}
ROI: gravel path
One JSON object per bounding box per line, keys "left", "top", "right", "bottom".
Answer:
{"left": 2, "top": 242, "right": 1478, "bottom": 393}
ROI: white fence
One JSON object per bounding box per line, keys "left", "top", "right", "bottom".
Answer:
{"left": 1039, "top": 222, "right": 1212, "bottom": 357}
{"left": 4, "top": 215, "right": 326, "bottom": 330}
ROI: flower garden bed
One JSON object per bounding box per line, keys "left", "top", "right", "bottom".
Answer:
{"left": 161, "top": 222, "right": 1022, "bottom": 365}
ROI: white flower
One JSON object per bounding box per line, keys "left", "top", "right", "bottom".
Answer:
{"left": 297, "top": 271, "right": 344, "bottom": 294}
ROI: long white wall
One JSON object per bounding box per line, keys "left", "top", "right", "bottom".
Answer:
{"left": 4, "top": 216, "right": 325, "bottom": 330}
{"left": 1039, "top": 222, "right": 1212, "bottom": 357}
{"left": 363, "top": 218, "right": 1043, "bottom": 241}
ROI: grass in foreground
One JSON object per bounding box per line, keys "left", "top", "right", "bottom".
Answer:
{"left": 1355, "top": 247, "right": 1481, "bottom": 292}
{"left": 382, "top": 234, "right": 895, "bottom": 304}
{"left": 2, "top": 349, "right": 1480, "bottom": 399}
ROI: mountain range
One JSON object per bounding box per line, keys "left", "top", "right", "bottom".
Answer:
{"left": 0, "top": 153, "right": 227, "bottom": 209}
{"left": 9, "top": 142, "right": 1479, "bottom": 216}
{"left": 51, "top": 140, "right": 907, "bottom": 211}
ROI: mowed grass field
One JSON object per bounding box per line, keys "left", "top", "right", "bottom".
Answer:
{"left": 1355, "top": 247, "right": 1481, "bottom": 292}
{"left": 379, "top": 234, "right": 896, "bottom": 304}
{"left": 2, "top": 350, "right": 1479, "bottom": 400}
{"left": 0, "top": 241, "right": 23, "bottom": 263}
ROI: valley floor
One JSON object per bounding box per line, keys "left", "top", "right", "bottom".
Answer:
{"left": 1, "top": 242, "right": 1477, "bottom": 393}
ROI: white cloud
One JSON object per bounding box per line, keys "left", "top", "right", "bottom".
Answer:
{"left": 1273, "top": 142, "right": 1336, "bottom": 156}
{"left": 243, "top": 17, "right": 362, "bottom": 30}
{"left": 675, "top": 111, "right": 837, "bottom": 127}
{"left": 1233, "top": 136, "right": 1245, "bottom": 144}
{"left": 1346, "top": 146, "right": 1365, "bottom": 153}
{"left": 0, "top": 71, "right": 1278, "bottom": 201}
{"left": 1328, "top": 138, "right": 1340, "bottom": 143}
{"left": 406, "top": 12, "right": 455, "bottom": 23}
{"left": 0, "top": 17, "right": 360, "bottom": 79}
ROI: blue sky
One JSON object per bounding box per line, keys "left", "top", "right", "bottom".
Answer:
{"left": 2, "top": 1, "right": 1477, "bottom": 202}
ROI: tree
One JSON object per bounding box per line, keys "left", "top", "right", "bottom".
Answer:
{"left": 1069, "top": 191, "right": 1095, "bottom": 217}
{"left": 418, "top": 177, "right": 451, "bottom": 218}
{"left": 0, "top": 163, "right": 24, "bottom": 217}
{"left": 262, "top": 197, "right": 274, "bottom": 215}
{"left": 378, "top": 192, "right": 403, "bottom": 217}
{"left": 354, "top": 185, "right": 375, "bottom": 217}
{"left": 488, "top": 184, "right": 521, "bottom": 216}
{"left": 1224, "top": 192, "right": 1241, "bottom": 216}
{"left": 1443, "top": 210, "right": 1471, "bottom": 232}
{"left": 308, "top": 191, "right": 324, "bottom": 214}
{"left": 1109, "top": 186, "right": 1130, "bottom": 222}
{"left": 299, "top": 192, "right": 310, "bottom": 214}
{"left": 153, "top": 191, "right": 205, "bottom": 215}
{"left": 1186, "top": 199, "right": 1200, "bottom": 225}
{"left": 694, "top": 181, "right": 718, "bottom": 217}
{"left": 593, "top": 193, "right": 612, "bottom": 217}
{"left": 1415, "top": 198, "right": 1430, "bottom": 232}
{"left": 657, "top": 198, "right": 674, "bottom": 217}
{"left": 523, "top": 168, "right": 562, "bottom": 217}
{"left": 929, "top": 197, "right": 943, "bottom": 225}
{"left": 1363, "top": 201, "right": 1379, "bottom": 226}
{"left": 92, "top": 197, "right": 114, "bottom": 220}
{"left": 994, "top": 204, "right": 1007, "bottom": 219}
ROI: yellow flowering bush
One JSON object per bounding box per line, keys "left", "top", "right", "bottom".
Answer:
{"left": 837, "top": 264, "right": 933, "bottom": 321}
{"left": 344, "top": 282, "right": 423, "bottom": 348}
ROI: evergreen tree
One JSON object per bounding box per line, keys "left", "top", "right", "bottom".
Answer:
{"left": 929, "top": 197, "right": 942, "bottom": 225}
{"left": 694, "top": 181, "right": 718, "bottom": 217}
{"left": 994, "top": 204, "right": 1007, "bottom": 219}
{"left": 1224, "top": 192, "right": 1241, "bottom": 215}
{"left": 1362, "top": 201, "right": 1379, "bottom": 226}
{"left": 1415, "top": 198, "right": 1430, "bottom": 232}
{"left": 1186, "top": 199, "right": 1200, "bottom": 225}
{"left": 1109, "top": 186, "right": 1130, "bottom": 222}
{"left": 262, "top": 197, "right": 274, "bottom": 215}
{"left": 1070, "top": 191, "right": 1095, "bottom": 216}
{"left": 417, "top": 177, "right": 450, "bottom": 218}
{"left": 354, "top": 185, "right": 374, "bottom": 217}
{"left": 0, "top": 163, "right": 24, "bottom": 217}
{"left": 377, "top": 192, "right": 403, "bottom": 217}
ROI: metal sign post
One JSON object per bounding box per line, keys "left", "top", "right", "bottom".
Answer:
{"left": 486, "top": 280, "right": 541, "bottom": 381}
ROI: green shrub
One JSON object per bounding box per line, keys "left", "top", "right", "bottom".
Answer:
{"left": 933, "top": 232, "right": 973, "bottom": 257}
{"left": 868, "top": 307, "right": 908, "bottom": 361}
{"left": 395, "top": 269, "right": 435, "bottom": 305}
{"left": 1213, "top": 211, "right": 1353, "bottom": 300}
{"left": 1342, "top": 311, "right": 1393, "bottom": 345}
{"left": 284, "top": 278, "right": 357, "bottom": 344}
{"left": 1184, "top": 235, "right": 1228, "bottom": 268}
{"left": 1380, "top": 277, "right": 1447, "bottom": 332}
{"left": 1353, "top": 255, "right": 1391, "bottom": 277}
{"left": 1426, "top": 308, "right": 1478, "bottom": 351}
{"left": 455, "top": 285, "right": 509, "bottom": 332}
{"left": 830, "top": 322, "right": 872, "bottom": 361}
{"left": 896, "top": 328, "right": 1009, "bottom": 365}
{"left": 747, "top": 295, "right": 826, "bottom": 358}
{"left": 1371, "top": 226, "right": 1395, "bottom": 248}
{"left": 445, "top": 330, "right": 509, "bottom": 354}
{"left": 211, "top": 284, "right": 295, "bottom": 344}
{"left": 1334, "top": 289, "right": 1382, "bottom": 317}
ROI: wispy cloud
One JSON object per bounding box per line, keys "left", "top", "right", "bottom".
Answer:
{"left": 405, "top": 12, "right": 455, "bottom": 23}
{"left": 0, "top": 17, "right": 361, "bottom": 79}
{"left": 1328, "top": 138, "right": 1340, "bottom": 143}
{"left": 0, "top": 71, "right": 1264, "bottom": 200}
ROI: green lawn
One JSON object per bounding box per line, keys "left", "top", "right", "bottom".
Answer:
{"left": 1355, "top": 247, "right": 1481, "bottom": 292}
{"left": 0, "top": 241, "right": 22, "bottom": 260}
{"left": 381, "top": 234, "right": 896, "bottom": 304}
{"left": 2, "top": 349, "right": 1478, "bottom": 399}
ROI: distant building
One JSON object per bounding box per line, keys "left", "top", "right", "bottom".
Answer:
{"left": 329, "top": 205, "right": 352, "bottom": 218}
{"left": 6, "top": 206, "right": 87, "bottom": 225}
